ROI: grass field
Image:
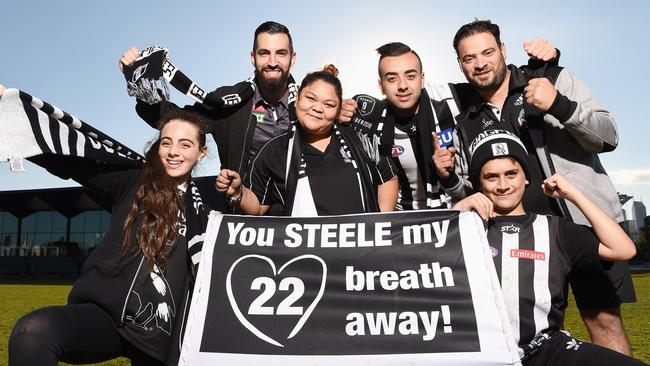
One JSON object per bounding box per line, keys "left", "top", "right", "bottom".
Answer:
{"left": 1, "top": 274, "right": 649, "bottom": 365}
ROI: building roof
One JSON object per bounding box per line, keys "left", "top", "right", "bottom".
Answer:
{"left": 619, "top": 193, "right": 634, "bottom": 206}
{"left": 0, "top": 175, "right": 224, "bottom": 218}
{"left": 0, "top": 186, "right": 109, "bottom": 218}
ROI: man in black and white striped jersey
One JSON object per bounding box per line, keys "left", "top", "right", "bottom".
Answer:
{"left": 453, "top": 130, "right": 644, "bottom": 365}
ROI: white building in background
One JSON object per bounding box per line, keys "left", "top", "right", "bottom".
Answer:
{"left": 619, "top": 194, "right": 647, "bottom": 242}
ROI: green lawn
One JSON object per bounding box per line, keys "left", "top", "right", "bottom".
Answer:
{"left": 1, "top": 275, "right": 649, "bottom": 365}
{"left": 564, "top": 272, "right": 650, "bottom": 362}
{"left": 0, "top": 279, "right": 128, "bottom": 366}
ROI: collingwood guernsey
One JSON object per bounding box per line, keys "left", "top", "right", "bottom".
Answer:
{"left": 486, "top": 213, "right": 603, "bottom": 357}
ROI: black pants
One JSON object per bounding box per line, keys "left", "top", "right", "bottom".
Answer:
{"left": 524, "top": 332, "right": 647, "bottom": 366}
{"left": 9, "top": 303, "right": 165, "bottom": 366}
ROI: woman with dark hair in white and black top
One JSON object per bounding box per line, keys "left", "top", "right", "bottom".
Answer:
{"left": 216, "top": 66, "right": 398, "bottom": 216}
{"left": 8, "top": 108, "right": 210, "bottom": 366}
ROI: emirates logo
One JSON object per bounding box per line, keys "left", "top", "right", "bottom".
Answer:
{"left": 510, "top": 249, "right": 545, "bottom": 261}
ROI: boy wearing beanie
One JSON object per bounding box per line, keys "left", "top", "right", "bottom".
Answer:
{"left": 453, "top": 130, "right": 643, "bottom": 365}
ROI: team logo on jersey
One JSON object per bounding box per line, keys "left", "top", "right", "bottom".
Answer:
{"left": 510, "top": 249, "right": 546, "bottom": 261}
{"left": 515, "top": 94, "right": 524, "bottom": 106}
{"left": 500, "top": 224, "right": 520, "bottom": 233}
{"left": 253, "top": 105, "right": 266, "bottom": 123}
{"left": 481, "top": 118, "right": 494, "bottom": 128}
{"left": 436, "top": 128, "right": 454, "bottom": 148}
{"left": 491, "top": 142, "right": 509, "bottom": 156}
{"left": 356, "top": 95, "right": 376, "bottom": 117}
{"left": 391, "top": 145, "right": 405, "bottom": 157}
{"left": 490, "top": 246, "right": 499, "bottom": 257}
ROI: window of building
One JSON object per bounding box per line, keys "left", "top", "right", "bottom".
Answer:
{"left": 70, "top": 210, "right": 110, "bottom": 255}
{"left": 0, "top": 212, "right": 18, "bottom": 256}
{"left": 19, "top": 212, "right": 69, "bottom": 256}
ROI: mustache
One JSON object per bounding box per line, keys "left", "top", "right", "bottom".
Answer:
{"left": 263, "top": 65, "right": 285, "bottom": 72}
{"left": 473, "top": 65, "right": 490, "bottom": 74}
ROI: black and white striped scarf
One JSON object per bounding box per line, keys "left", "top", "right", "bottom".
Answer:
{"left": 123, "top": 45, "right": 299, "bottom": 115}
{"left": 0, "top": 88, "right": 143, "bottom": 172}
{"left": 351, "top": 89, "right": 456, "bottom": 209}
{"left": 124, "top": 45, "right": 258, "bottom": 107}
{"left": 181, "top": 181, "right": 208, "bottom": 266}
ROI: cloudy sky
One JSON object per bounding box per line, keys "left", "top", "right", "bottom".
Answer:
{"left": 2, "top": 0, "right": 649, "bottom": 204}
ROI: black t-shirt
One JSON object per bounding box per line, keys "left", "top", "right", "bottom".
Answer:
{"left": 302, "top": 141, "right": 364, "bottom": 215}
{"left": 247, "top": 132, "right": 395, "bottom": 216}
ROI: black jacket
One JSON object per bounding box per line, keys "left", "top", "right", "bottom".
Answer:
{"left": 30, "top": 163, "right": 199, "bottom": 365}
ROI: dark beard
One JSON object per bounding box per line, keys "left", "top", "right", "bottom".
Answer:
{"left": 470, "top": 61, "right": 507, "bottom": 92}
{"left": 256, "top": 69, "right": 289, "bottom": 95}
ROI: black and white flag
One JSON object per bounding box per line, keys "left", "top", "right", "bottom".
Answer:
{"left": 181, "top": 210, "right": 521, "bottom": 365}
{"left": 0, "top": 88, "right": 143, "bottom": 173}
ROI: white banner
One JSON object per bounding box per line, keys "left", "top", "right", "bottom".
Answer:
{"left": 180, "top": 210, "right": 520, "bottom": 365}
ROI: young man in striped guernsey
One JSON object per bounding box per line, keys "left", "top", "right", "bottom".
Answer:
{"left": 348, "top": 43, "right": 457, "bottom": 211}
{"left": 454, "top": 130, "right": 645, "bottom": 365}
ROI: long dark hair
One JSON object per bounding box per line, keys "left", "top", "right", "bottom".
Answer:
{"left": 122, "top": 109, "right": 207, "bottom": 271}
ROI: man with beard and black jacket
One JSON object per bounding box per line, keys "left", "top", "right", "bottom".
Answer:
{"left": 432, "top": 19, "right": 635, "bottom": 356}
{"left": 120, "top": 21, "right": 354, "bottom": 212}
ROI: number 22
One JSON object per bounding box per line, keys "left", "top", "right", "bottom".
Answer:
{"left": 248, "top": 277, "right": 305, "bottom": 315}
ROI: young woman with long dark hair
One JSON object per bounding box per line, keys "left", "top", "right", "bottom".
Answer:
{"left": 9, "top": 109, "right": 209, "bottom": 366}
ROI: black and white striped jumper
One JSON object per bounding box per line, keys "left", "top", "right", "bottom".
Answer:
{"left": 350, "top": 89, "right": 457, "bottom": 210}
{"left": 486, "top": 213, "right": 603, "bottom": 357}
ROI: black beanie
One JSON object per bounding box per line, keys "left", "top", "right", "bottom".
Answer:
{"left": 468, "top": 130, "right": 530, "bottom": 187}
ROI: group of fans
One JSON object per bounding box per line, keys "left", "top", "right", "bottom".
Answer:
{"left": 4, "top": 18, "right": 646, "bottom": 366}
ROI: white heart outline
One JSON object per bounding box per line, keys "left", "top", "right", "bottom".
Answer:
{"left": 226, "top": 254, "right": 327, "bottom": 347}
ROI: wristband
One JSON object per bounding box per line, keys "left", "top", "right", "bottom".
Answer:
{"left": 228, "top": 188, "right": 243, "bottom": 206}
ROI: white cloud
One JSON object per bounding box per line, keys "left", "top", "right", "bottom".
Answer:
{"left": 608, "top": 169, "right": 650, "bottom": 185}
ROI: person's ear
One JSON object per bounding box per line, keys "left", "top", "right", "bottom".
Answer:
{"left": 378, "top": 78, "right": 386, "bottom": 96}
